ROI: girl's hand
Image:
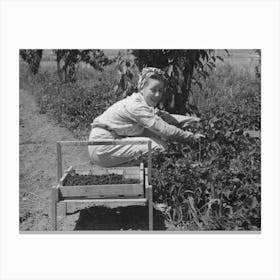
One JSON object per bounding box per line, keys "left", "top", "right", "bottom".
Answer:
{"left": 181, "top": 117, "right": 200, "bottom": 129}
{"left": 188, "top": 116, "right": 201, "bottom": 123}
{"left": 179, "top": 131, "right": 204, "bottom": 143}
{"left": 193, "top": 133, "right": 205, "bottom": 140}
{"left": 171, "top": 114, "right": 200, "bottom": 124}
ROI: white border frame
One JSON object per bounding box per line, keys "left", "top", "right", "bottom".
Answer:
{"left": 1, "top": 0, "right": 280, "bottom": 279}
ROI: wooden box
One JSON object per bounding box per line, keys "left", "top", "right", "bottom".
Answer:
{"left": 51, "top": 140, "right": 153, "bottom": 231}
{"left": 57, "top": 164, "right": 145, "bottom": 202}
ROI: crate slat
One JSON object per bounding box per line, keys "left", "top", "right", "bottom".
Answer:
{"left": 58, "top": 140, "right": 150, "bottom": 146}
{"left": 61, "top": 198, "right": 147, "bottom": 207}
{"left": 140, "top": 163, "right": 144, "bottom": 185}
{"left": 60, "top": 184, "right": 143, "bottom": 198}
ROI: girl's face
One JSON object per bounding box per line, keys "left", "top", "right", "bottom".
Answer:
{"left": 141, "top": 78, "right": 164, "bottom": 107}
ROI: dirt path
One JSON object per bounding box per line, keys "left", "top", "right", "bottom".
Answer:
{"left": 19, "top": 89, "right": 94, "bottom": 231}
{"left": 19, "top": 89, "right": 166, "bottom": 231}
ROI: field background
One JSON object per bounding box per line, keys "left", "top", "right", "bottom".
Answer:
{"left": 19, "top": 49, "right": 261, "bottom": 231}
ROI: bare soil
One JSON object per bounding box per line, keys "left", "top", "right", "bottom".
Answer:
{"left": 19, "top": 89, "right": 167, "bottom": 231}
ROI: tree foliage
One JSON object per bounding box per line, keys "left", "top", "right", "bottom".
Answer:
{"left": 53, "top": 49, "right": 112, "bottom": 83}
{"left": 19, "top": 49, "right": 43, "bottom": 74}
{"left": 114, "top": 49, "right": 228, "bottom": 115}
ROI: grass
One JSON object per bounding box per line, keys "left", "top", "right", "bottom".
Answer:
{"left": 192, "top": 62, "right": 261, "bottom": 128}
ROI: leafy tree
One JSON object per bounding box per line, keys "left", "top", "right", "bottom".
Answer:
{"left": 114, "top": 49, "right": 228, "bottom": 115}
{"left": 53, "top": 49, "right": 112, "bottom": 83}
{"left": 19, "top": 49, "right": 43, "bottom": 74}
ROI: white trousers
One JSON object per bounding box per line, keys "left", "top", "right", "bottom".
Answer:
{"left": 88, "top": 127, "right": 167, "bottom": 167}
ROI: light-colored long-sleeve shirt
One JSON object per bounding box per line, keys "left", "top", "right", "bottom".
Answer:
{"left": 91, "top": 92, "right": 193, "bottom": 142}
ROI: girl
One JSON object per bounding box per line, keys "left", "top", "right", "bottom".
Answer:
{"left": 88, "top": 67, "right": 204, "bottom": 167}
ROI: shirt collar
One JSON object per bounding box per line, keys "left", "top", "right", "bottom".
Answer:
{"left": 134, "top": 91, "right": 152, "bottom": 108}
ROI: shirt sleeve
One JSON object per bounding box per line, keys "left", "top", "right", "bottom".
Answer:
{"left": 156, "top": 110, "right": 180, "bottom": 126}
{"left": 126, "top": 104, "right": 193, "bottom": 142}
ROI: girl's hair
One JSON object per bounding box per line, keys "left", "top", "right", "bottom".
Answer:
{"left": 137, "top": 67, "right": 167, "bottom": 91}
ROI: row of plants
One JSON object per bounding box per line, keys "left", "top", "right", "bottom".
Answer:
{"left": 151, "top": 109, "right": 260, "bottom": 230}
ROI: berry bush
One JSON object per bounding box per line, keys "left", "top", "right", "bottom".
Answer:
{"left": 151, "top": 110, "right": 260, "bottom": 230}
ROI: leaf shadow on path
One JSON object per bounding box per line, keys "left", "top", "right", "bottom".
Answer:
{"left": 71, "top": 206, "right": 167, "bottom": 231}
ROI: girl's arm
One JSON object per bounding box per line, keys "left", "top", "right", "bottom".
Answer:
{"left": 156, "top": 109, "right": 200, "bottom": 127}
{"left": 128, "top": 105, "right": 194, "bottom": 142}
{"left": 155, "top": 110, "right": 180, "bottom": 126}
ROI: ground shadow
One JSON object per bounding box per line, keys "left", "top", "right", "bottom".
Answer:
{"left": 72, "top": 205, "right": 167, "bottom": 231}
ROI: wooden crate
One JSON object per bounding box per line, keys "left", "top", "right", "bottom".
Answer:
{"left": 58, "top": 164, "right": 144, "bottom": 200}
{"left": 51, "top": 140, "right": 153, "bottom": 231}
